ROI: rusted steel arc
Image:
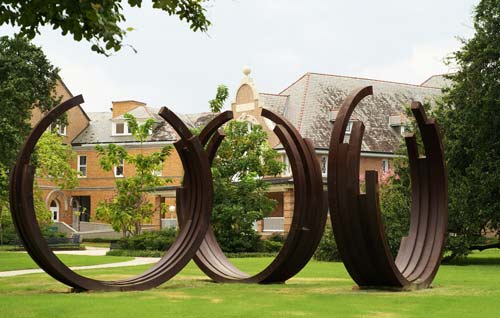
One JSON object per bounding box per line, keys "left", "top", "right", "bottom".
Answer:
{"left": 177, "top": 109, "right": 327, "bottom": 283}
{"left": 327, "top": 86, "right": 447, "bottom": 289}
{"left": 9, "top": 96, "right": 212, "bottom": 291}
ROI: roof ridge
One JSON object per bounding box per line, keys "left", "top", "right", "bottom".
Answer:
{"left": 307, "top": 72, "right": 442, "bottom": 90}
{"left": 260, "top": 92, "right": 290, "bottom": 97}
{"left": 420, "top": 72, "right": 456, "bottom": 86}
{"left": 278, "top": 72, "right": 310, "bottom": 95}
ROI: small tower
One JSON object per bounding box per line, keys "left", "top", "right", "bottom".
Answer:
{"left": 231, "top": 67, "right": 279, "bottom": 146}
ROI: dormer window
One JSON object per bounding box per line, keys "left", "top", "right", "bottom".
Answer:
{"left": 113, "top": 122, "right": 132, "bottom": 136}
{"left": 389, "top": 115, "right": 407, "bottom": 136}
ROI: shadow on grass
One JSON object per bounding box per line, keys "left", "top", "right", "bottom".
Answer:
{"left": 443, "top": 250, "right": 500, "bottom": 266}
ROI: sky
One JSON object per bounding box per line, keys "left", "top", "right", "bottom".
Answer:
{"left": 0, "top": 0, "right": 478, "bottom": 114}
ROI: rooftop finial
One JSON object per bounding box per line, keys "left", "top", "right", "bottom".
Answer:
{"left": 242, "top": 66, "right": 251, "bottom": 77}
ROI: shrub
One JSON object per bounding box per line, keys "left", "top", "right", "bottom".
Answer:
{"left": 267, "top": 233, "right": 286, "bottom": 243}
{"left": 314, "top": 222, "right": 341, "bottom": 262}
{"left": 118, "top": 228, "right": 177, "bottom": 251}
{"left": 107, "top": 249, "right": 164, "bottom": 257}
{"left": 261, "top": 239, "right": 283, "bottom": 252}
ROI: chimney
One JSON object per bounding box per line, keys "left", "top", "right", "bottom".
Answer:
{"left": 112, "top": 100, "right": 146, "bottom": 118}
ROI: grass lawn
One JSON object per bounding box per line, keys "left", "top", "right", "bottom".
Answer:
{"left": 0, "top": 250, "right": 499, "bottom": 317}
{"left": 0, "top": 252, "right": 133, "bottom": 271}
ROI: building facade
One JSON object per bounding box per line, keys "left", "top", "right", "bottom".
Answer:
{"left": 36, "top": 71, "right": 447, "bottom": 238}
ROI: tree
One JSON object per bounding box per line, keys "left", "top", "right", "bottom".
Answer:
{"left": 95, "top": 114, "right": 172, "bottom": 237}
{"left": 209, "top": 85, "right": 229, "bottom": 113}
{"left": 1, "top": 131, "right": 80, "bottom": 244}
{"left": 0, "top": 35, "right": 59, "bottom": 173}
{"left": 0, "top": 35, "right": 60, "bottom": 244}
{"left": 211, "top": 121, "right": 284, "bottom": 252}
{"left": 0, "top": 0, "right": 211, "bottom": 55}
{"left": 432, "top": 0, "right": 500, "bottom": 257}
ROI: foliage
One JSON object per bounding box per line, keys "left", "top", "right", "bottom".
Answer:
{"left": 260, "top": 239, "right": 283, "bottom": 253}
{"left": 209, "top": 85, "right": 229, "bottom": 113}
{"left": 117, "top": 228, "right": 177, "bottom": 251}
{"left": 431, "top": 0, "right": 500, "bottom": 258}
{"left": 0, "top": 35, "right": 60, "bottom": 213}
{"left": 314, "top": 221, "right": 341, "bottom": 262}
{"left": 95, "top": 114, "right": 172, "bottom": 237}
{"left": 211, "top": 121, "right": 284, "bottom": 253}
{"left": 0, "top": 0, "right": 211, "bottom": 56}
{"left": 34, "top": 131, "right": 80, "bottom": 190}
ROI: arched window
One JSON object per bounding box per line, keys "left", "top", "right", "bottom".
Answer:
{"left": 49, "top": 200, "right": 59, "bottom": 221}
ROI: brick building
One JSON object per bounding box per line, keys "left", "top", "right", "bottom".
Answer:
{"left": 35, "top": 71, "right": 448, "bottom": 238}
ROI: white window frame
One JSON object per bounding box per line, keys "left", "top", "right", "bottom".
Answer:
{"left": 52, "top": 124, "right": 67, "bottom": 136}
{"left": 282, "top": 154, "right": 292, "bottom": 177}
{"left": 114, "top": 158, "right": 124, "bottom": 177}
{"left": 345, "top": 121, "right": 353, "bottom": 134}
{"left": 382, "top": 159, "right": 390, "bottom": 173}
{"left": 113, "top": 122, "right": 132, "bottom": 136}
{"left": 262, "top": 217, "right": 285, "bottom": 232}
{"left": 77, "top": 155, "right": 87, "bottom": 178}
{"left": 58, "top": 124, "right": 67, "bottom": 136}
{"left": 152, "top": 167, "right": 162, "bottom": 176}
{"left": 49, "top": 200, "right": 59, "bottom": 222}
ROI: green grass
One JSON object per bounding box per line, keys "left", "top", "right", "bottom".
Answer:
{"left": 0, "top": 252, "right": 133, "bottom": 271}
{"left": 82, "top": 242, "right": 112, "bottom": 248}
{"left": 0, "top": 250, "right": 500, "bottom": 317}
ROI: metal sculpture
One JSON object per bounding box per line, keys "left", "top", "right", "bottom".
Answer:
{"left": 327, "top": 86, "right": 448, "bottom": 289}
{"left": 9, "top": 86, "right": 448, "bottom": 292}
{"left": 9, "top": 95, "right": 213, "bottom": 291}
{"left": 177, "top": 108, "right": 328, "bottom": 283}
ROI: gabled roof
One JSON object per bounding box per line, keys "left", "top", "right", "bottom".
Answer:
{"left": 420, "top": 74, "right": 453, "bottom": 88}
{"left": 72, "top": 107, "right": 218, "bottom": 145}
{"left": 264, "top": 72, "right": 443, "bottom": 153}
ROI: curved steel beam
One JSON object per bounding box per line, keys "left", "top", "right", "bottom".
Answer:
{"left": 327, "top": 86, "right": 448, "bottom": 289}
{"left": 9, "top": 96, "right": 212, "bottom": 291}
{"left": 177, "top": 109, "right": 328, "bottom": 283}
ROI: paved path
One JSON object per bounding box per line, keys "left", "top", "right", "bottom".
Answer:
{"left": 54, "top": 246, "right": 110, "bottom": 256}
{"left": 0, "top": 247, "right": 160, "bottom": 277}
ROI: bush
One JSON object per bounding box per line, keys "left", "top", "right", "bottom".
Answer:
{"left": 82, "top": 238, "right": 115, "bottom": 243}
{"left": 314, "top": 222, "right": 341, "bottom": 262}
{"left": 261, "top": 239, "right": 283, "bottom": 252}
{"left": 118, "top": 228, "right": 177, "bottom": 251}
{"left": 267, "top": 233, "right": 286, "bottom": 243}
{"left": 0, "top": 212, "right": 18, "bottom": 245}
{"left": 107, "top": 249, "right": 164, "bottom": 257}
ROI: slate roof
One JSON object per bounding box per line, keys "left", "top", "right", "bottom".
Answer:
{"left": 72, "top": 107, "right": 218, "bottom": 145}
{"left": 72, "top": 72, "right": 447, "bottom": 155}
{"left": 421, "top": 74, "right": 453, "bottom": 88}
{"left": 261, "top": 72, "right": 444, "bottom": 153}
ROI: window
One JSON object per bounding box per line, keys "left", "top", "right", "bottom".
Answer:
{"left": 382, "top": 159, "right": 390, "bottom": 173}
{"left": 400, "top": 125, "right": 406, "bottom": 136}
{"left": 152, "top": 167, "right": 162, "bottom": 176}
{"left": 58, "top": 124, "right": 67, "bottom": 136}
{"left": 114, "top": 158, "right": 124, "bottom": 177}
{"left": 321, "top": 155, "right": 327, "bottom": 176}
{"left": 77, "top": 155, "right": 87, "bottom": 177}
{"left": 282, "top": 154, "right": 292, "bottom": 176}
{"left": 51, "top": 124, "right": 67, "bottom": 136}
{"left": 49, "top": 200, "right": 59, "bottom": 221}
{"left": 345, "top": 121, "right": 353, "bottom": 134}
{"left": 113, "top": 122, "right": 132, "bottom": 136}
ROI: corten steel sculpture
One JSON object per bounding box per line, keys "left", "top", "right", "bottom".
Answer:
{"left": 176, "top": 108, "right": 328, "bottom": 283}
{"left": 327, "top": 86, "right": 448, "bottom": 290}
{"left": 9, "top": 95, "right": 213, "bottom": 291}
